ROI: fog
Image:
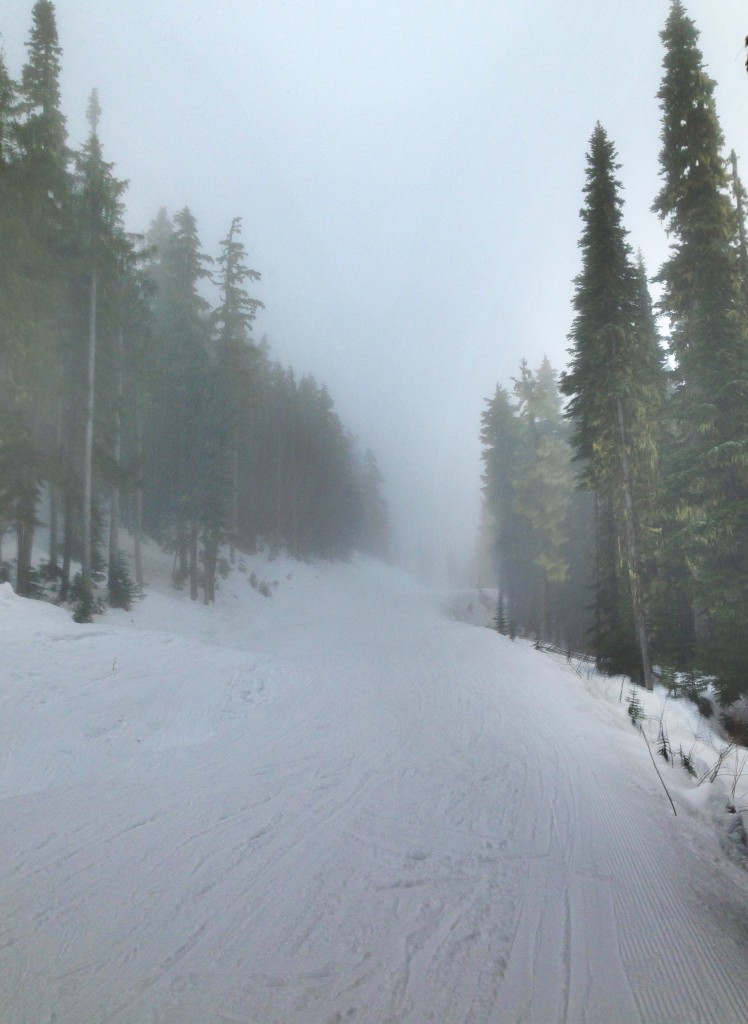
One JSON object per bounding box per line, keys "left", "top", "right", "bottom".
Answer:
{"left": 4, "top": 0, "right": 747, "bottom": 579}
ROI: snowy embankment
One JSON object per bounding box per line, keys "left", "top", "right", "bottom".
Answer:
{"left": 1, "top": 544, "right": 748, "bottom": 1024}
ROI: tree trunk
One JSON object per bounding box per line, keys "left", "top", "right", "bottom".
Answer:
{"left": 189, "top": 521, "right": 199, "bottom": 601}
{"left": 15, "top": 516, "right": 34, "bottom": 596}
{"left": 49, "top": 485, "right": 59, "bottom": 568}
{"left": 108, "top": 483, "right": 120, "bottom": 576}
{"left": 60, "top": 477, "right": 73, "bottom": 601}
{"left": 82, "top": 267, "right": 97, "bottom": 595}
{"left": 177, "top": 529, "right": 189, "bottom": 581}
{"left": 133, "top": 392, "right": 144, "bottom": 588}
{"left": 203, "top": 532, "right": 217, "bottom": 604}
{"left": 108, "top": 324, "right": 124, "bottom": 585}
{"left": 49, "top": 397, "right": 63, "bottom": 568}
{"left": 275, "top": 413, "right": 283, "bottom": 552}
{"left": 14, "top": 455, "right": 38, "bottom": 597}
{"left": 616, "top": 397, "right": 654, "bottom": 690}
{"left": 230, "top": 435, "right": 238, "bottom": 564}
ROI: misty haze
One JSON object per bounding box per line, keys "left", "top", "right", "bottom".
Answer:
{"left": 2, "top": 2, "right": 748, "bottom": 1022}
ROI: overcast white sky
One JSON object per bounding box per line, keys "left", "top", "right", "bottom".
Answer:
{"left": 3, "top": 1, "right": 748, "bottom": 579}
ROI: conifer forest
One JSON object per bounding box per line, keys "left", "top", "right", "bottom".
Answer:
{"left": 481, "top": 3, "right": 748, "bottom": 705}
{"left": 0, "top": 2, "right": 389, "bottom": 620}
{"left": 2, "top": 1, "right": 748, "bottom": 712}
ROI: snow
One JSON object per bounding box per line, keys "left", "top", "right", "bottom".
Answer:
{"left": 1, "top": 544, "right": 748, "bottom": 1024}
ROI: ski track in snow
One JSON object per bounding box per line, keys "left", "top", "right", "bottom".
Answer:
{"left": 1, "top": 559, "right": 748, "bottom": 1023}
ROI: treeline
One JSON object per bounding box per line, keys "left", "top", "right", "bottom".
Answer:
{"left": 481, "top": 358, "right": 593, "bottom": 653}
{"left": 482, "top": 2, "right": 748, "bottom": 705}
{"left": 0, "top": 2, "right": 388, "bottom": 617}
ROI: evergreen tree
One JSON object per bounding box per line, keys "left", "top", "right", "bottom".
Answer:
{"left": 0, "top": 47, "right": 21, "bottom": 390}
{"left": 73, "top": 89, "right": 127, "bottom": 606}
{"left": 728, "top": 151, "right": 748, "bottom": 308}
{"left": 0, "top": 6, "right": 382, "bottom": 605}
{"left": 481, "top": 384, "right": 526, "bottom": 634}
{"left": 211, "top": 216, "right": 263, "bottom": 566}
{"left": 105, "top": 233, "right": 150, "bottom": 602}
{"left": 481, "top": 363, "right": 587, "bottom": 647}
{"left": 16, "top": 0, "right": 68, "bottom": 214}
{"left": 512, "top": 358, "right": 573, "bottom": 642}
{"left": 653, "top": 3, "right": 748, "bottom": 702}
{"left": 1, "top": 2, "right": 72, "bottom": 595}
{"left": 142, "top": 205, "right": 212, "bottom": 597}
{"left": 561, "top": 124, "right": 665, "bottom": 687}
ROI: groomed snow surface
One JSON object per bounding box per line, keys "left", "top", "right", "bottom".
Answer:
{"left": 1, "top": 543, "right": 748, "bottom": 1024}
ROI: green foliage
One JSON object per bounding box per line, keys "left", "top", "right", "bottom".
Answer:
{"left": 653, "top": 2, "right": 748, "bottom": 701}
{"left": 70, "top": 573, "right": 96, "bottom": 623}
{"left": 494, "top": 593, "right": 508, "bottom": 635}
{"left": 107, "top": 552, "right": 138, "bottom": 610}
{"left": 678, "top": 747, "right": 697, "bottom": 778}
{"left": 0, "top": 2, "right": 389, "bottom": 616}
{"left": 657, "top": 722, "right": 672, "bottom": 763}
{"left": 626, "top": 689, "right": 645, "bottom": 727}
{"left": 481, "top": 360, "right": 585, "bottom": 647}
{"left": 560, "top": 124, "right": 664, "bottom": 687}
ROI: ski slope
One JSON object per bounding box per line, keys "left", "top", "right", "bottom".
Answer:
{"left": 1, "top": 549, "right": 748, "bottom": 1024}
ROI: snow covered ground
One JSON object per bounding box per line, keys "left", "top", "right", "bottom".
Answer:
{"left": 1, "top": 542, "right": 748, "bottom": 1024}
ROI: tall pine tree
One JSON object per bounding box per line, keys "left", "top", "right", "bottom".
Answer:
{"left": 561, "top": 124, "right": 665, "bottom": 688}
{"left": 73, "top": 89, "right": 127, "bottom": 609}
{"left": 7, "top": 0, "right": 71, "bottom": 595}
{"left": 653, "top": 3, "right": 748, "bottom": 702}
{"left": 211, "top": 216, "right": 263, "bottom": 568}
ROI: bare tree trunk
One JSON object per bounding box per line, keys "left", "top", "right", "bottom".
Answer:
{"left": 108, "top": 484, "right": 120, "bottom": 574}
{"left": 49, "top": 486, "right": 58, "bottom": 568}
{"left": 133, "top": 393, "right": 144, "bottom": 588}
{"left": 203, "top": 532, "right": 217, "bottom": 604}
{"left": 189, "top": 521, "right": 199, "bottom": 601}
{"left": 15, "top": 517, "right": 34, "bottom": 596}
{"left": 60, "top": 478, "right": 73, "bottom": 601}
{"left": 275, "top": 410, "right": 283, "bottom": 552}
{"left": 82, "top": 268, "right": 97, "bottom": 595}
{"left": 290, "top": 434, "right": 298, "bottom": 557}
{"left": 230, "top": 436, "right": 238, "bottom": 565}
{"left": 616, "top": 397, "right": 654, "bottom": 690}
{"left": 133, "top": 489, "right": 143, "bottom": 587}
{"left": 176, "top": 528, "right": 188, "bottom": 581}
{"left": 108, "top": 324, "right": 124, "bottom": 583}
{"left": 15, "top": 447, "right": 38, "bottom": 596}
{"left": 49, "top": 397, "right": 63, "bottom": 568}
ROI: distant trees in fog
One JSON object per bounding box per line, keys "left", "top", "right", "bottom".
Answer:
{"left": 481, "top": 359, "right": 592, "bottom": 653}
{"left": 0, "top": 1, "right": 388, "bottom": 617}
{"left": 481, "top": 2, "right": 748, "bottom": 704}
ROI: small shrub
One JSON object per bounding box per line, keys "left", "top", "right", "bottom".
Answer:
{"left": 37, "top": 561, "right": 63, "bottom": 595}
{"left": 24, "top": 567, "right": 47, "bottom": 599}
{"left": 69, "top": 572, "right": 104, "bottom": 623}
{"left": 657, "top": 726, "right": 672, "bottom": 763}
{"left": 494, "top": 595, "right": 508, "bottom": 635}
{"left": 678, "top": 746, "right": 697, "bottom": 777}
{"left": 108, "top": 553, "right": 139, "bottom": 611}
{"left": 70, "top": 574, "right": 95, "bottom": 623}
{"left": 627, "top": 688, "right": 645, "bottom": 727}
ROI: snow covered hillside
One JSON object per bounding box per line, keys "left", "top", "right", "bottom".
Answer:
{"left": 1, "top": 545, "right": 748, "bottom": 1024}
